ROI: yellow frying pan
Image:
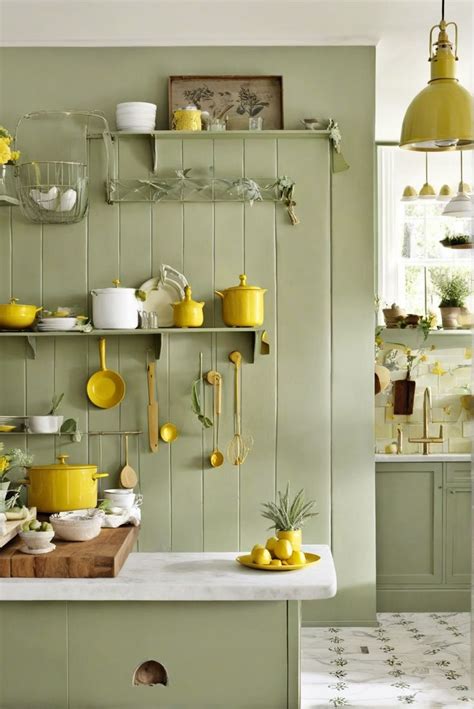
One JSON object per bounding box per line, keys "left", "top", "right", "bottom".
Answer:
{"left": 87, "top": 337, "right": 125, "bottom": 409}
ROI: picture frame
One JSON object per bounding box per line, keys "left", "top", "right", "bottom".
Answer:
{"left": 168, "top": 75, "right": 284, "bottom": 130}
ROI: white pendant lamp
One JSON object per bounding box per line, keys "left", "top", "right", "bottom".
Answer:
{"left": 419, "top": 154, "right": 436, "bottom": 199}
{"left": 400, "top": 0, "right": 474, "bottom": 152}
{"left": 442, "top": 152, "right": 474, "bottom": 216}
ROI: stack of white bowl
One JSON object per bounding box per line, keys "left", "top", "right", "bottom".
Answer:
{"left": 36, "top": 317, "right": 78, "bottom": 331}
{"left": 116, "top": 102, "right": 157, "bottom": 132}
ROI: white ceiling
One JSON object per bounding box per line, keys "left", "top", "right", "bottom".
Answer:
{"left": 0, "top": 0, "right": 472, "bottom": 140}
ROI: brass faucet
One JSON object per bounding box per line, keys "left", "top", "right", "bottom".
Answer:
{"left": 408, "top": 387, "right": 444, "bottom": 455}
{"left": 396, "top": 426, "right": 403, "bottom": 454}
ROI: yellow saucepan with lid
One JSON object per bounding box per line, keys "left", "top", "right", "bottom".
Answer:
{"left": 0, "top": 298, "right": 42, "bottom": 329}
{"left": 215, "top": 274, "right": 267, "bottom": 327}
{"left": 19, "top": 454, "right": 109, "bottom": 512}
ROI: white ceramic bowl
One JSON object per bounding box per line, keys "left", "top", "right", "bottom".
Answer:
{"left": 116, "top": 106, "right": 156, "bottom": 116}
{"left": 104, "top": 488, "right": 139, "bottom": 510}
{"left": 117, "top": 102, "right": 157, "bottom": 111}
{"left": 50, "top": 514, "right": 102, "bottom": 542}
{"left": 27, "top": 415, "right": 64, "bottom": 434}
{"left": 20, "top": 530, "right": 55, "bottom": 550}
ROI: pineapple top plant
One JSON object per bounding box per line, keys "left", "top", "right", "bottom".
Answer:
{"left": 261, "top": 484, "right": 317, "bottom": 532}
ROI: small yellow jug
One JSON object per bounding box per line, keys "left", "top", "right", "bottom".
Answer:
{"left": 172, "top": 108, "right": 202, "bottom": 131}
{"left": 172, "top": 286, "right": 205, "bottom": 327}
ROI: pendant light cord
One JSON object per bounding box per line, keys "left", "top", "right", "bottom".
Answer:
{"left": 460, "top": 151, "right": 463, "bottom": 183}
{"left": 442, "top": 0, "right": 445, "bottom": 21}
{"left": 425, "top": 153, "right": 429, "bottom": 183}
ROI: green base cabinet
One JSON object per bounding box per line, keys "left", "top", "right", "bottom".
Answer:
{"left": 0, "top": 600, "right": 300, "bottom": 709}
{"left": 376, "top": 462, "right": 471, "bottom": 612}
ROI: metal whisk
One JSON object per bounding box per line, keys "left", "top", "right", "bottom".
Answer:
{"left": 226, "top": 351, "right": 253, "bottom": 465}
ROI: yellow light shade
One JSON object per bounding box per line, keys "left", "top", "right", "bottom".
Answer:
{"left": 400, "top": 20, "right": 474, "bottom": 151}
{"left": 401, "top": 185, "right": 418, "bottom": 201}
{"left": 419, "top": 182, "right": 436, "bottom": 199}
{"left": 437, "top": 184, "right": 454, "bottom": 201}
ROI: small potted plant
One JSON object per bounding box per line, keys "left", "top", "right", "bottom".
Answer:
{"left": 432, "top": 272, "right": 470, "bottom": 329}
{"left": 0, "top": 444, "right": 33, "bottom": 510}
{"left": 261, "top": 484, "right": 317, "bottom": 550}
{"left": 27, "top": 393, "right": 64, "bottom": 434}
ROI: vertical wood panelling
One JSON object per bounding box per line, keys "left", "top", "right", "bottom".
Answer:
{"left": 276, "top": 138, "right": 331, "bottom": 543}
{"left": 0, "top": 134, "right": 331, "bottom": 560}
{"left": 0, "top": 208, "right": 12, "bottom": 302}
{"left": 240, "top": 139, "right": 278, "bottom": 551}
{"left": 205, "top": 139, "right": 244, "bottom": 550}
{"left": 11, "top": 214, "right": 42, "bottom": 304}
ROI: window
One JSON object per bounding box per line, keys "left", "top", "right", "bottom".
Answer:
{"left": 377, "top": 145, "right": 473, "bottom": 320}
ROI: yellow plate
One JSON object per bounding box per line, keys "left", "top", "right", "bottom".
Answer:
{"left": 0, "top": 425, "right": 15, "bottom": 432}
{"left": 236, "top": 552, "right": 321, "bottom": 571}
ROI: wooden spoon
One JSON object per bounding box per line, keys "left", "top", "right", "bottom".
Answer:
{"left": 120, "top": 435, "right": 138, "bottom": 489}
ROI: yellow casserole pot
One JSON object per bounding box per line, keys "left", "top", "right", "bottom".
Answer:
{"left": 19, "top": 454, "right": 108, "bottom": 513}
{"left": 0, "top": 298, "right": 42, "bottom": 330}
{"left": 172, "top": 285, "right": 204, "bottom": 328}
{"left": 215, "top": 274, "right": 267, "bottom": 327}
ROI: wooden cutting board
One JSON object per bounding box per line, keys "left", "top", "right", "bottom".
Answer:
{"left": 0, "top": 526, "right": 139, "bottom": 578}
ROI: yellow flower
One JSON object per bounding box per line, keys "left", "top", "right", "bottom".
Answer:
{"left": 0, "top": 139, "right": 11, "bottom": 165}
{"left": 405, "top": 347, "right": 412, "bottom": 355}
{"left": 9, "top": 150, "right": 20, "bottom": 162}
{"left": 0, "top": 457, "right": 8, "bottom": 473}
{"left": 431, "top": 361, "right": 447, "bottom": 376}
{"left": 420, "top": 354, "right": 427, "bottom": 362}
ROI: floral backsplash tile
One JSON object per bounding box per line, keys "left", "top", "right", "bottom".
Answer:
{"left": 375, "top": 343, "right": 472, "bottom": 454}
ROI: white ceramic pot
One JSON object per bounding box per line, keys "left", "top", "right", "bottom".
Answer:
{"left": 91, "top": 283, "right": 142, "bottom": 329}
{"left": 104, "top": 488, "right": 142, "bottom": 510}
{"left": 27, "top": 415, "right": 64, "bottom": 434}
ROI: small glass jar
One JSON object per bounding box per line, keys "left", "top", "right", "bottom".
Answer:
{"left": 0, "top": 164, "right": 19, "bottom": 206}
{"left": 249, "top": 116, "right": 264, "bottom": 131}
{"left": 208, "top": 118, "right": 227, "bottom": 132}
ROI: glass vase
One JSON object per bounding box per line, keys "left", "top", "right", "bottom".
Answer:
{"left": 0, "top": 164, "right": 19, "bottom": 206}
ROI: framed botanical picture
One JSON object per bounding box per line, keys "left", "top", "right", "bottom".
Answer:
{"left": 168, "top": 75, "right": 283, "bottom": 130}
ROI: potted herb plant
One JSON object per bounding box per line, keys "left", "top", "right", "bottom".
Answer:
{"left": 261, "top": 484, "right": 317, "bottom": 550}
{"left": 27, "top": 393, "right": 64, "bottom": 434}
{"left": 432, "top": 272, "right": 470, "bottom": 329}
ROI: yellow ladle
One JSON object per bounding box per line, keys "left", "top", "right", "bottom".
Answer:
{"left": 206, "top": 370, "right": 224, "bottom": 468}
{"left": 160, "top": 422, "right": 178, "bottom": 443}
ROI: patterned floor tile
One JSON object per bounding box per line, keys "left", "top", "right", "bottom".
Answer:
{"left": 301, "top": 613, "right": 472, "bottom": 708}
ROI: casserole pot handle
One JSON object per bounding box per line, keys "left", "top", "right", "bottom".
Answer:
{"left": 215, "top": 290, "right": 224, "bottom": 299}
{"left": 34, "top": 307, "right": 43, "bottom": 314}
{"left": 17, "top": 478, "right": 30, "bottom": 485}
{"left": 92, "top": 473, "right": 108, "bottom": 480}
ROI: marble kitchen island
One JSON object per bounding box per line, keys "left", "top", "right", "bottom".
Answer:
{"left": 0, "top": 545, "right": 336, "bottom": 709}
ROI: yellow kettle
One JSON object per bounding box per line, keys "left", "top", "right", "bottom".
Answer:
{"left": 215, "top": 274, "right": 266, "bottom": 327}
{"left": 172, "top": 286, "right": 205, "bottom": 328}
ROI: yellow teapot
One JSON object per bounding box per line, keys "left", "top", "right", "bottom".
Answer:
{"left": 172, "top": 286, "right": 205, "bottom": 328}
{"left": 215, "top": 274, "right": 267, "bottom": 327}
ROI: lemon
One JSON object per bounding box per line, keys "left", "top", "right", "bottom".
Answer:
{"left": 251, "top": 544, "right": 265, "bottom": 561}
{"left": 281, "top": 560, "right": 289, "bottom": 565}
{"left": 274, "top": 538, "right": 292, "bottom": 560}
{"left": 265, "top": 536, "right": 278, "bottom": 554}
{"left": 253, "top": 548, "right": 272, "bottom": 565}
{"left": 288, "top": 550, "right": 306, "bottom": 566}
{"left": 270, "top": 559, "right": 282, "bottom": 567}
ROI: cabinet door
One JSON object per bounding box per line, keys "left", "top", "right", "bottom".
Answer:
{"left": 446, "top": 486, "right": 471, "bottom": 585}
{"left": 376, "top": 463, "right": 443, "bottom": 585}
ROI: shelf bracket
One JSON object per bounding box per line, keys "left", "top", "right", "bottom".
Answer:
{"left": 153, "top": 333, "right": 163, "bottom": 360}
{"left": 26, "top": 335, "right": 37, "bottom": 359}
{"left": 152, "top": 136, "right": 159, "bottom": 174}
{"left": 252, "top": 330, "right": 270, "bottom": 362}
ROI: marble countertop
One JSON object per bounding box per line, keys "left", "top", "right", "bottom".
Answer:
{"left": 0, "top": 545, "right": 336, "bottom": 602}
{"left": 375, "top": 454, "right": 471, "bottom": 463}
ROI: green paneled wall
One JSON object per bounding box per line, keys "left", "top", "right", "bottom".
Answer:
{"left": 0, "top": 47, "right": 375, "bottom": 624}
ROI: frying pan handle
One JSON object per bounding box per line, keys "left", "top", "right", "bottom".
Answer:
{"left": 92, "top": 473, "right": 109, "bottom": 480}
{"left": 99, "top": 337, "right": 106, "bottom": 371}
{"left": 147, "top": 363, "right": 156, "bottom": 405}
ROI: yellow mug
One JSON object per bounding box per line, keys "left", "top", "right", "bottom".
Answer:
{"left": 172, "top": 109, "right": 202, "bottom": 131}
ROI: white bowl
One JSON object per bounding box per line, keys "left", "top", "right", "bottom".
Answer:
{"left": 20, "top": 530, "right": 55, "bottom": 550}
{"left": 104, "top": 488, "right": 140, "bottom": 510}
{"left": 117, "top": 102, "right": 157, "bottom": 110}
{"left": 50, "top": 514, "right": 102, "bottom": 542}
{"left": 116, "top": 106, "right": 156, "bottom": 115}
{"left": 27, "top": 415, "right": 64, "bottom": 433}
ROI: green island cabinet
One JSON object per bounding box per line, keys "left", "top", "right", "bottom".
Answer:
{"left": 376, "top": 461, "right": 471, "bottom": 612}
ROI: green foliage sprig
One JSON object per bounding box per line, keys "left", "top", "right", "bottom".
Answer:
{"left": 261, "top": 484, "right": 317, "bottom": 531}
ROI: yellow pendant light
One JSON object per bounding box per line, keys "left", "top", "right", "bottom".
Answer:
{"left": 419, "top": 154, "right": 436, "bottom": 199}
{"left": 400, "top": 0, "right": 474, "bottom": 152}
{"left": 437, "top": 184, "right": 454, "bottom": 201}
{"left": 401, "top": 185, "right": 418, "bottom": 201}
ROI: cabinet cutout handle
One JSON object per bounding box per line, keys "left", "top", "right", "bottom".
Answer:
{"left": 133, "top": 660, "right": 168, "bottom": 687}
